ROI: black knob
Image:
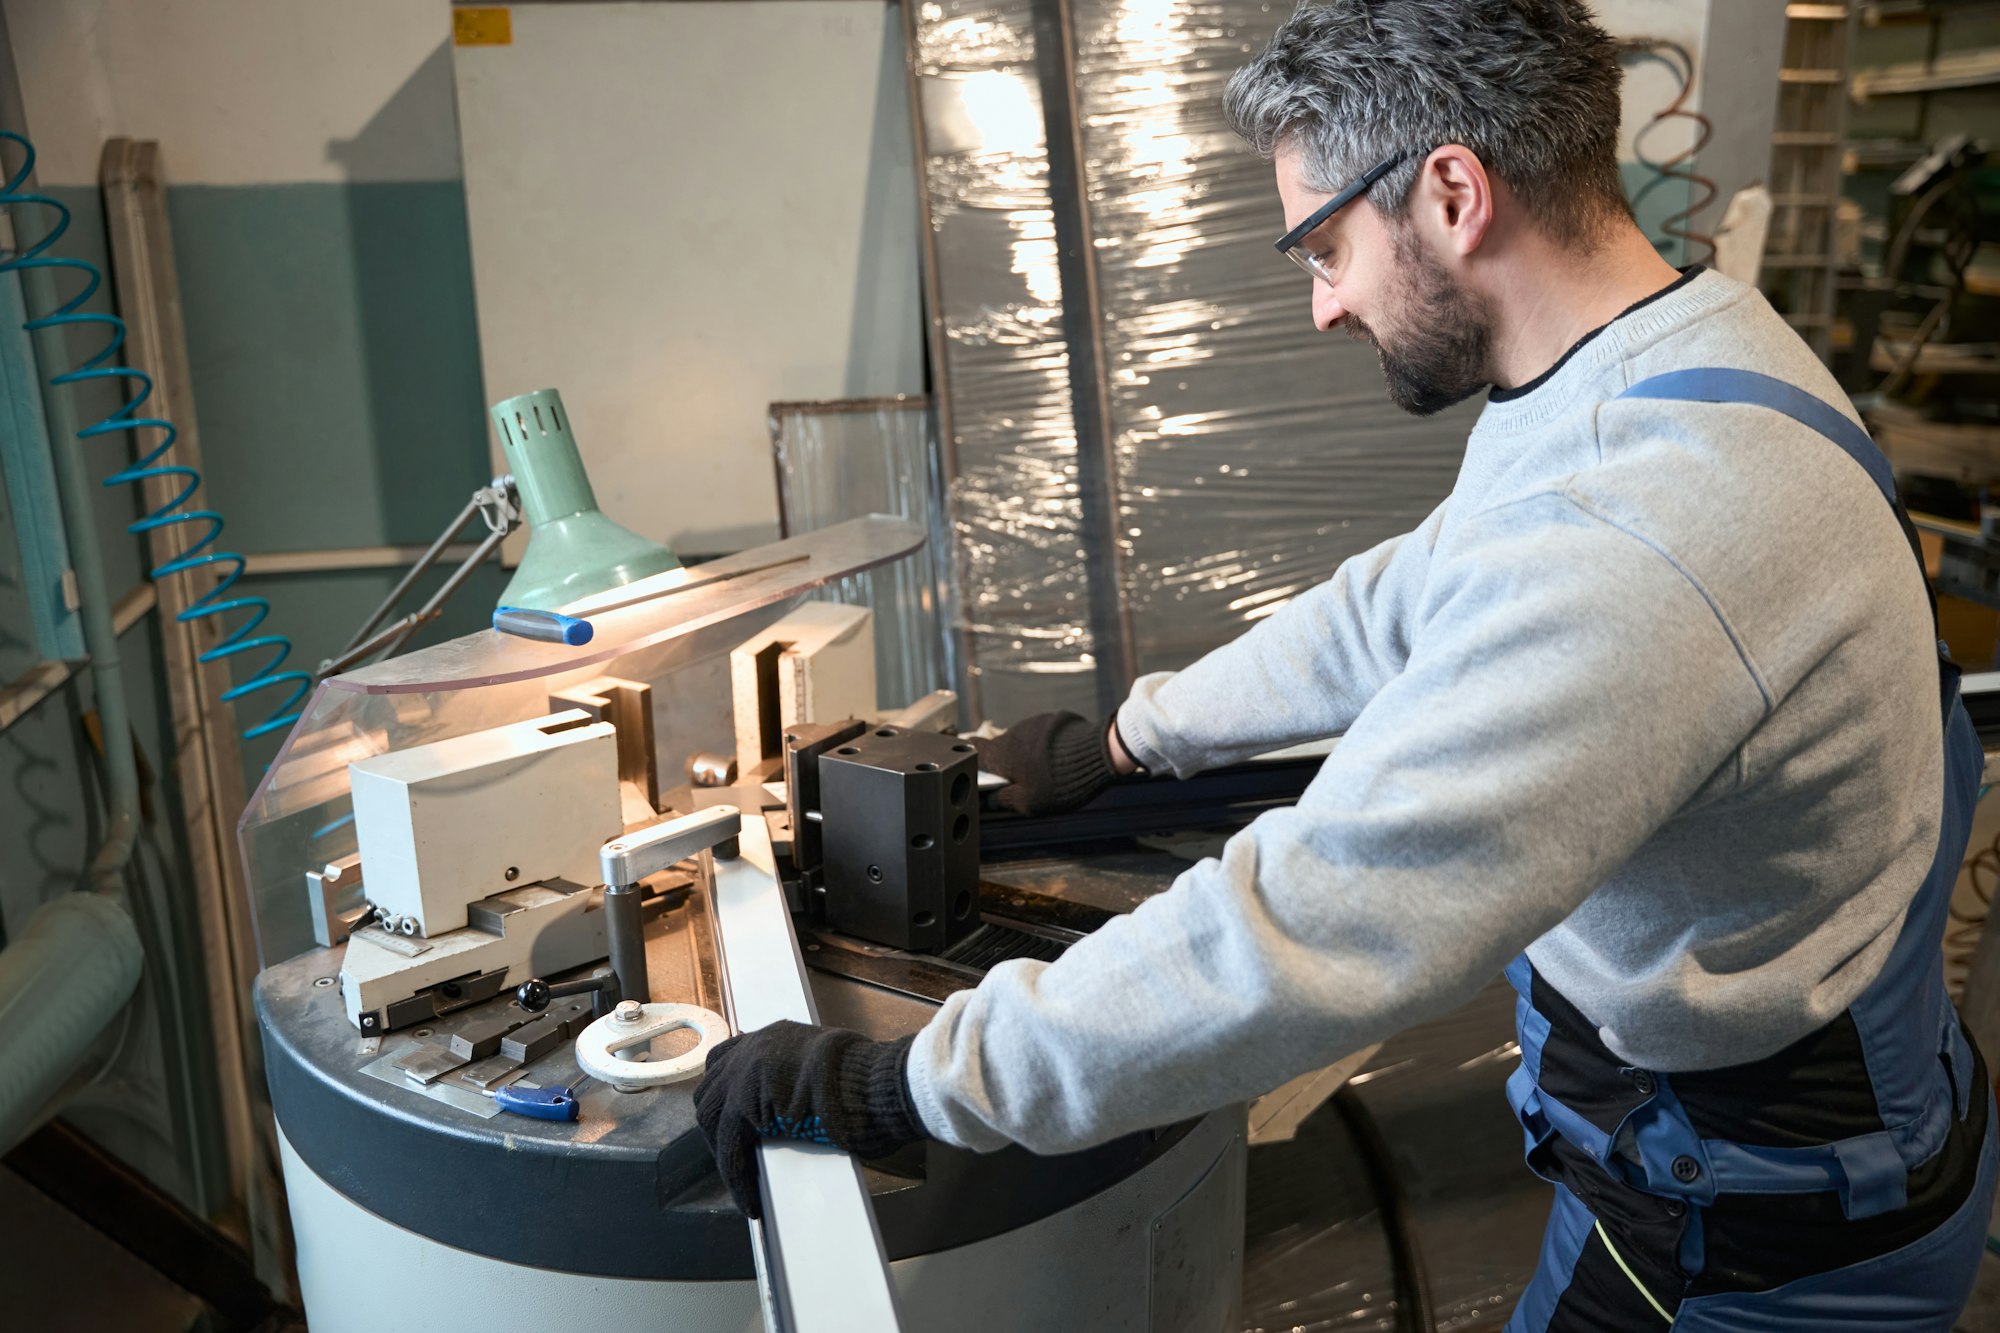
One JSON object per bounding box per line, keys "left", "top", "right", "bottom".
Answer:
{"left": 516, "top": 978, "right": 552, "bottom": 1012}
{"left": 1671, "top": 1154, "right": 1701, "bottom": 1183}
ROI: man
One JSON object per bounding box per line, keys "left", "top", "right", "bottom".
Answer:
{"left": 695, "top": 2, "right": 1997, "bottom": 1325}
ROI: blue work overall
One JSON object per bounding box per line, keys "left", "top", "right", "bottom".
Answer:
{"left": 1503, "top": 370, "right": 1998, "bottom": 1331}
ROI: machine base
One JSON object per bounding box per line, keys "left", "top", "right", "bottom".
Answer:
{"left": 278, "top": 1107, "right": 1245, "bottom": 1331}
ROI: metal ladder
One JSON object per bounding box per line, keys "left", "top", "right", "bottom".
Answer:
{"left": 1764, "top": 2, "right": 1861, "bottom": 361}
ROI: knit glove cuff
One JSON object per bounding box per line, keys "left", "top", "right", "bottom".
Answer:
{"left": 973, "top": 710, "right": 1120, "bottom": 816}
{"left": 827, "top": 1031, "right": 922, "bottom": 1160}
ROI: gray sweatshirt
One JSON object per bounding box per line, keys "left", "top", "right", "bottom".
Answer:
{"left": 905, "top": 269, "right": 1943, "bottom": 1156}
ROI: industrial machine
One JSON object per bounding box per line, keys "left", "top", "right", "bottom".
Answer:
{"left": 240, "top": 507, "right": 1290, "bottom": 1331}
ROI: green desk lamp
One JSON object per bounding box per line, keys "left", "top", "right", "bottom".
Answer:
{"left": 491, "top": 388, "right": 681, "bottom": 610}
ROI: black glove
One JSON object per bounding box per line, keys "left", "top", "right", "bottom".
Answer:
{"left": 693, "top": 1020, "right": 927, "bottom": 1218}
{"left": 970, "top": 710, "right": 1123, "bottom": 816}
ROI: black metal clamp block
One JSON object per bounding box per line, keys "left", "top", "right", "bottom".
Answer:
{"left": 819, "top": 725, "right": 982, "bottom": 951}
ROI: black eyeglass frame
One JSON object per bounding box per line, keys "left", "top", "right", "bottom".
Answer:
{"left": 1273, "top": 147, "right": 1427, "bottom": 257}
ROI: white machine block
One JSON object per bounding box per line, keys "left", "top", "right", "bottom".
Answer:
{"left": 349, "top": 711, "right": 622, "bottom": 936}
{"left": 730, "top": 603, "right": 875, "bottom": 772}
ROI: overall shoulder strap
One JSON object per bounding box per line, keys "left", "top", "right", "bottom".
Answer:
{"left": 1617, "top": 368, "right": 1937, "bottom": 636}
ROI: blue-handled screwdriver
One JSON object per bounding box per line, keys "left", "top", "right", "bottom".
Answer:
{"left": 492, "top": 606, "right": 594, "bottom": 646}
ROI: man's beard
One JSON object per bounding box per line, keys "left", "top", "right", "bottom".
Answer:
{"left": 1345, "top": 229, "right": 1494, "bottom": 417}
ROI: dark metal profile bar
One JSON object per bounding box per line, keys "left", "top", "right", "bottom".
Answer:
{"left": 1029, "top": 0, "right": 1139, "bottom": 714}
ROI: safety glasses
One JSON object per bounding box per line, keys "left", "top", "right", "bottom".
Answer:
{"left": 1274, "top": 148, "right": 1423, "bottom": 286}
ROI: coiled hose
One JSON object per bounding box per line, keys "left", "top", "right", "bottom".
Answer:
{"left": 0, "top": 128, "right": 308, "bottom": 739}
{"left": 1621, "top": 40, "right": 1719, "bottom": 269}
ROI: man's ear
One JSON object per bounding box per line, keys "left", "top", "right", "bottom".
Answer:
{"left": 1412, "top": 145, "right": 1494, "bottom": 258}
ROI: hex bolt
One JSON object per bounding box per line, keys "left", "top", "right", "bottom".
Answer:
{"left": 614, "top": 999, "right": 645, "bottom": 1024}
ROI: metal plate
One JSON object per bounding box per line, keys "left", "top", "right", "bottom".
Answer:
{"left": 361, "top": 1044, "right": 502, "bottom": 1120}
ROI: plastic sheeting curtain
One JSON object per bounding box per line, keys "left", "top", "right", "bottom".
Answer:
{"left": 910, "top": 0, "right": 1478, "bottom": 725}
{"left": 771, "top": 396, "right": 958, "bottom": 711}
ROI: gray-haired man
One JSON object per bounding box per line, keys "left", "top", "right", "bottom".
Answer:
{"left": 696, "top": 3, "right": 1997, "bottom": 1326}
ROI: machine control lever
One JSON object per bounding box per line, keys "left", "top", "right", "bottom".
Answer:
{"left": 516, "top": 967, "right": 618, "bottom": 1015}
{"left": 600, "top": 806, "right": 743, "bottom": 887}
{"left": 597, "top": 805, "right": 744, "bottom": 1006}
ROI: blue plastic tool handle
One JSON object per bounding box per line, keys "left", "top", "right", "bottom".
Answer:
{"left": 493, "top": 1083, "right": 580, "bottom": 1121}
{"left": 492, "top": 606, "right": 594, "bottom": 646}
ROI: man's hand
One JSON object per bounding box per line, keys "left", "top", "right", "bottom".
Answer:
{"left": 970, "top": 711, "right": 1135, "bottom": 816}
{"left": 693, "top": 1020, "right": 928, "bottom": 1218}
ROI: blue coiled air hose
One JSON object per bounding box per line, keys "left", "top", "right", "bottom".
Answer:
{"left": 1, "top": 129, "right": 308, "bottom": 739}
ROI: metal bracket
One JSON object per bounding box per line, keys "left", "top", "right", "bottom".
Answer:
{"left": 306, "top": 854, "right": 370, "bottom": 948}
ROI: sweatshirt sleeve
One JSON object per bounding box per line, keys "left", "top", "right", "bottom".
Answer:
{"left": 1115, "top": 502, "right": 1447, "bottom": 778}
{"left": 905, "top": 492, "right": 1772, "bottom": 1154}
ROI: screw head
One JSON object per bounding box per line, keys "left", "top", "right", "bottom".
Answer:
{"left": 614, "top": 999, "right": 644, "bottom": 1024}
{"left": 504, "top": 866, "right": 520, "bottom": 882}
{"left": 867, "top": 864, "right": 884, "bottom": 883}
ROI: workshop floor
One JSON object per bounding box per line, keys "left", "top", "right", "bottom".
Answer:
{"left": 0, "top": 1164, "right": 205, "bottom": 1332}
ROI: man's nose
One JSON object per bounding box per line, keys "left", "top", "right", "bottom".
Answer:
{"left": 1312, "top": 283, "right": 1346, "bottom": 333}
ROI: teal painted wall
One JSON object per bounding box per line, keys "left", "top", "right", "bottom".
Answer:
{"left": 166, "top": 182, "right": 488, "bottom": 549}
{"left": 163, "top": 181, "right": 506, "bottom": 772}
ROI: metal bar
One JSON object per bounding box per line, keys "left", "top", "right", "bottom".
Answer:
{"left": 881, "top": 688, "right": 958, "bottom": 732}
{"left": 0, "top": 661, "right": 74, "bottom": 734}
{"left": 113, "top": 582, "right": 157, "bottom": 633}
{"left": 564, "top": 553, "right": 807, "bottom": 616}
{"left": 708, "top": 818, "right": 905, "bottom": 1333}
{"left": 768, "top": 394, "right": 927, "bottom": 420}
{"left": 1029, "top": 0, "right": 1137, "bottom": 714}
{"left": 243, "top": 542, "right": 489, "bottom": 577}
{"left": 0, "top": 584, "right": 159, "bottom": 734}
{"left": 334, "top": 498, "right": 486, "bottom": 656}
